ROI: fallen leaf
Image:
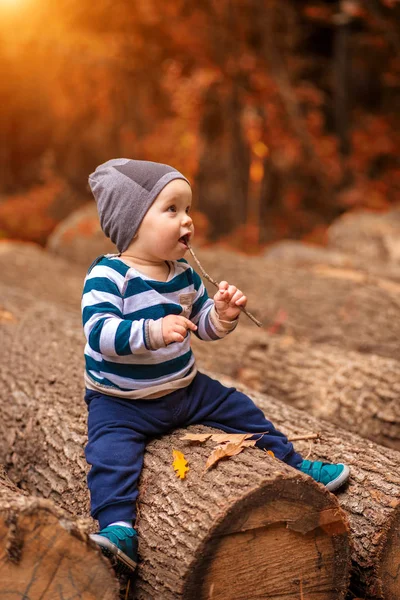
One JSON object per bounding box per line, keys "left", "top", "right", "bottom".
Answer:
{"left": 205, "top": 438, "right": 257, "bottom": 471}
{"left": 180, "top": 432, "right": 266, "bottom": 444}
{"left": 172, "top": 450, "right": 189, "bottom": 479}
{"left": 267, "top": 450, "right": 275, "bottom": 457}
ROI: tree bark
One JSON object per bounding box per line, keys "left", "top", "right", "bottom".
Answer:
{"left": 0, "top": 240, "right": 86, "bottom": 311}
{"left": 214, "top": 373, "right": 400, "bottom": 600}
{"left": 192, "top": 329, "right": 400, "bottom": 451}
{"left": 1, "top": 281, "right": 400, "bottom": 598}
{"left": 187, "top": 247, "right": 400, "bottom": 360}
{"left": 0, "top": 285, "right": 351, "bottom": 599}
{"left": 0, "top": 466, "right": 118, "bottom": 599}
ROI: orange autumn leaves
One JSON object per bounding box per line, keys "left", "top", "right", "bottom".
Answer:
{"left": 172, "top": 432, "right": 275, "bottom": 480}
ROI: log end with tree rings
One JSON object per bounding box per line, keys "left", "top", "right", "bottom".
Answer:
{"left": 0, "top": 497, "right": 118, "bottom": 600}
{"left": 135, "top": 430, "right": 351, "bottom": 600}
{"left": 183, "top": 478, "right": 350, "bottom": 600}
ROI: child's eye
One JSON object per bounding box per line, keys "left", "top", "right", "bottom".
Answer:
{"left": 186, "top": 206, "right": 191, "bottom": 214}
{"left": 167, "top": 205, "right": 176, "bottom": 212}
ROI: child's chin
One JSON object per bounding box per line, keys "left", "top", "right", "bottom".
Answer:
{"left": 176, "top": 246, "right": 189, "bottom": 258}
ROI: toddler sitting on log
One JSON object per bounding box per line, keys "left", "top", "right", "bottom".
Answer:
{"left": 83, "top": 158, "right": 350, "bottom": 574}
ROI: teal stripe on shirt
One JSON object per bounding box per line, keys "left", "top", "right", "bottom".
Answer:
{"left": 88, "top": 316, "right": 133, "bottom": 356}
{"left": 83, "top": 302, "right": 123, "bottom": 326}
{"left": 83, "top": 277, "right": 122, "bottom": 297}
{"left": 89, "top": 317, "right": 107, "bottom": 353}
{"left": 98, "top": 257, "right": 130, "bottom": 277}
{"left": 150, "top": 270, "right": 192, "bottom": 294}
{"left": 115, "top": 320, "right": 134, "bottom": 355}
{"left": 123, "top": 277, "right": 153, "bottom": 299}
{"left": 84, "top": 349, "right": 193, "bottom": 380}
{"left": 124, "top": 269, "right": 192, "bottom": 298}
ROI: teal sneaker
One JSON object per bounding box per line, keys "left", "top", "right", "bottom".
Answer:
{"left": 90, "top": 525, "right": 138, "bottom": 575}
{"left": 299, "top": 460, "right": 350, "bottom": 491}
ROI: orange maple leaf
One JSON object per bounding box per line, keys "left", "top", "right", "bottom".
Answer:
{"left": 172, "top": 450, "right": 189, "bottom": 480}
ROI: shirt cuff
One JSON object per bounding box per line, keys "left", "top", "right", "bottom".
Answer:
{"left": 209, "top": 305, "right": 238, "bottom": 335}
{"left": 147, "top": 319, "right": 167, "bottom": 350}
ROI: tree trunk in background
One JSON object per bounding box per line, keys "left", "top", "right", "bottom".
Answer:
{"left": 0, "top": 286, "right": 351, "bottom": 600}
{"left": 193, "top": 329, "right": 400, "bottom": 450}
{"left": 196, "top": 79, "right": 249, "bottom": 239}
{"left": 333, "top": 6, "right": 351, "bottom": 157}
{"left": 188, "top": 248, "right": 400, "bottom": 360}
{"left": 0, "top": 467, "right": 118, "bottom": 600}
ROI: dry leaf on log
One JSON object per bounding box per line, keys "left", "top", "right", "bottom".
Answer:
{"left": 181, "top": 432, "right": 268, "bottom": 471}
{"left": 172, "top": 450, "right": 189, "bottom": 479}
{"left": 205, "top": 438, "right": 258, "bottom": 471}
{"left": 180, "top": 432, "right": 266, "bottom": 444}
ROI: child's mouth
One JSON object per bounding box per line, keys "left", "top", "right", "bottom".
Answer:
{"left": 179, "top": 235, "right": 190, "bottom": 247}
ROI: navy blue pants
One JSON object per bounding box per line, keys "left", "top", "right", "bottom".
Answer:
{"left": 85, "top": 372, "right": 303, "bottom": 529}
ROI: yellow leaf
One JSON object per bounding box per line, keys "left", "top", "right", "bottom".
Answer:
{"left": 267, "top": 450, "right": 275, "bottom": 458}
{"left": 172, "top": 450, "right": 189, "bottom": 480}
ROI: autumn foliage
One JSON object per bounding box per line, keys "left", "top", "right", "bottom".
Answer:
{"left": 0, "top": 0, "right": 399, "bottom": 251}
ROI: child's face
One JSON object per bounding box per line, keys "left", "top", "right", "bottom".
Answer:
{"left": 127, "top": 179, "right": 194, "bottom": 261}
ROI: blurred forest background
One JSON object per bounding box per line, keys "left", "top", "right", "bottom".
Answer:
{"left": 0, "top": 0, "right": 399, "bottom": 253}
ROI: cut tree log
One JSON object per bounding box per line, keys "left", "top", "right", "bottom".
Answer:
{"left": 0, "top": 287, "right": 351, "bottom": 599}
{"left": 263, "top": 239, "right": 400, "bottom": 282}
{"left": 0, "top": 466, "right": 118, "bottom": 600}
{"left": 46, "top": 202, "right": 116, "bottom": 266}
{"left": 0, "top": 240, "right": 85, "bottom": 311}
{"left": 192, "top": 329, "right": 400, "bottom": 451}
{"left": 0, "top": 283, "right": 399, "bottom": 598}
{"left": 213, "top": 373, "right": 400, "bottom": 600}
{"left": 186, "top": 247, "right": 400, "bottom": 360}
{"left": 327, "top": 208, "right": 400, "bottom": 264}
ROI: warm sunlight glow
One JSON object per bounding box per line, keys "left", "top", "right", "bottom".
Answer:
{"left": 0, "top": 0, "right": 26, "bottom": 10}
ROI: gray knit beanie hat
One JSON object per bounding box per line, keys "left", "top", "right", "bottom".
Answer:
{"left": 88, "top": 158, "right": 190, "bottom": 253}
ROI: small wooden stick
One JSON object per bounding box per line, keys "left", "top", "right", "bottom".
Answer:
{"left": 187, "top": 242, "right": 263, "bottom": 328}
{"left": 288, "top": 433, "right": 320, "bottom": 442}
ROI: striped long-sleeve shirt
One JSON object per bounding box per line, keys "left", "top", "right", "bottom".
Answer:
{"left": 82, "top": 254, "right": 238, "bottom": 399}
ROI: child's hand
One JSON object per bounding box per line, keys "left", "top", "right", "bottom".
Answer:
{"left": 214, "top": 281, "right": 247, "bottom": 321}
{"left": 162, "top": 315, "right": 197, "bottom": 345}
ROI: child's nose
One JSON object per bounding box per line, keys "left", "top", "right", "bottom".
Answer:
{"left": 182, "top": 213, "right": 193, "bottom": 226}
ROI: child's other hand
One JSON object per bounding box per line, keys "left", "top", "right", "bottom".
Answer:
{"left": 214, "top": 281, "right": 247, "bottom": 321}
{"left": 162, "top": 315, "right": 197, "bottom": 345}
